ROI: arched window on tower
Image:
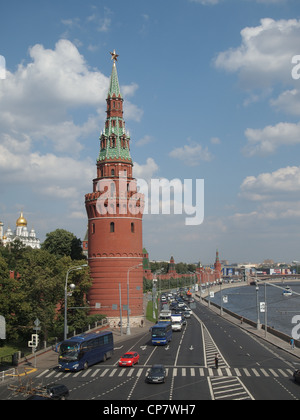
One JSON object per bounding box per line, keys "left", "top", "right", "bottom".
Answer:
{"left": 110, "top": 181, "right": 115, "bottom": 198}
{"left": 131, "top": 223, "right": 135, "bottom": 233}
{"left": 110, "top": 222, "right": 115, "bottom": 233}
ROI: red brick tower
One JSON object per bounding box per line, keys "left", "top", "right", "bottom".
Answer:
{"left": 85, "top": 51, "right": 144, "bottom": 327}
{"left": 168, "top": 256, "right": 176, "bottom": 276}
{"left": 214, "top": 249, "right": 222, "bottom": 279}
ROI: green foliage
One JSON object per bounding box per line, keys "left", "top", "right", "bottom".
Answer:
{"left": 146, "top": 300, "right": 158, "bottom": 324}
{"left": 0, "top": 238, "right": 92, "bottom": 345}
{"left": 41, "top": 229, "right": 86, "bottom": 260}
{"left": 149, "top": 261, "right": 196, "bottom": 275}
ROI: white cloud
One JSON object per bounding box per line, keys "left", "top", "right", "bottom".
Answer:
{"left": 214, "top": 18, "right": 300, "bottom": 89}
{"left": 0, "top": 40, "right": 108, "bottom": 157}
{"left": 243, "top": 122, "right": 300, "bottom": 156}
{"left": 133, "top": 158, "right": 159, "bottom": 181}
{"left": 210, "top": 137, "right": 221, "bottom": 145}
{"left": 189, "top": 0, "right": 220, "bottom": 4}
{"left": 0, "top": 39, "right": 142, "bottom": 156}
{"left": 135, "top": 135, "right": 155, "bottom": 147}
{"left": 271, "top": 89, "right": 300, "bottom": 115}
{"left": 169, "top": 141, "right": 213, "bottom": 166}
{"left": 240, "top": 166, "right": 300, "bottom": 201}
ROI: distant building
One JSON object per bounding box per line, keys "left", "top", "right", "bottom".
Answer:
{"left": 0, "top": 212, "right": 41, "bottom": 249}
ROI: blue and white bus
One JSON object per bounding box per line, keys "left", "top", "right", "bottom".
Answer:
{"left": 151, "top": 322, "right": 172, "bottom": 345}
{"left": 58, "top": 330, "right": 114, "bottom": 371}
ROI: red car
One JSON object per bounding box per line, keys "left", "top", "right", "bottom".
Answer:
{"left": 119, "top": 351, "right": 140, "bottom": 367}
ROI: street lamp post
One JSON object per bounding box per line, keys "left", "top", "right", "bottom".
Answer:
{"left": 256, "top": 285, "right": 261, "bottom": 330}
{"left": 64, "top": 264, "right": 88, "bottom": 341}
{"left": 126, "top": 263, "right": 142, "bottom": 336}
{"left": 264, "top": 281, "right": 268, "bottom": 338}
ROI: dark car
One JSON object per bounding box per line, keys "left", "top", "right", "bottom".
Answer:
{"left": 293, "top": 370, "right": 300, "bottom": 384}
{"left": 27, "top": 384, "right": 69, "bottom": 400}
{"left": 146, "top": 364, "right": 167, "bottom": 384}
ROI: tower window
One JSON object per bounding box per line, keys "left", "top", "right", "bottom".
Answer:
{"left": 131, "top": 223, "right": 135, "bottom": 233}
{"left": 110, "top": 222, "right": 115, "bottom": 233}
{"left": 92, "top": 223, "right": 95, "bottom": 234}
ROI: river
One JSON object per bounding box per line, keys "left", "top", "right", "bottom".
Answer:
{"left": 210, "top": 282, "right": 300, "bottom": 337}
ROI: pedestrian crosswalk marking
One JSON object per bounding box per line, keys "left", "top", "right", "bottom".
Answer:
{"left": 260, "top": 369, "right": 269, "bottom": 377}
{"left": 91, "top": 369, "right": 100, "bottom": 377}
{"left": 109, "top": 368, "right": 117, "bottom": 377}
{"left": 252, "top": 368, "right": 260, "bottom": 377}
{"left": 243, "top": 368, "right": 251, "bottom": 377}
{"left": 35, "top": 366, "right": 295, "bottom": 381}
{"left": 234, "top": 368, "right": 241, "bottom": 376}
{"left": 269, "top": 368, "right": 279, "bottom": 377}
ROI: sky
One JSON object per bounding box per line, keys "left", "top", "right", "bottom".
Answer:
{"left": 1, "top": 0, "right": 300, "bottom": 265}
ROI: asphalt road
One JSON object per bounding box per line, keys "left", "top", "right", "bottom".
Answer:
{"left": 1, "top": 299, "right": 300, "bottom": 402}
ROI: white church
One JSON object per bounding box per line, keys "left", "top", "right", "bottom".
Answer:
{"left": 0, "top": 212, "right": 41, "bottom": 249}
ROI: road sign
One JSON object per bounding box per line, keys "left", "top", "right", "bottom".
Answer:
{"left": 34, "top": 318, "right": 40, "bottom": 327}
{"left": 260, "top": 302, "right": 266, "bottom": 313}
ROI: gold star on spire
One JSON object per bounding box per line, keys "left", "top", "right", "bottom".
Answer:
{"left": 110, "top": 49, "right": 119, "bottom": 65}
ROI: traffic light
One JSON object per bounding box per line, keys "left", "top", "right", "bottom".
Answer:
{"left": 31, "top": 334, "right": 39, "bottom": 347}
{"left": 32, "top": 334, "right": 39, "bottom": 347}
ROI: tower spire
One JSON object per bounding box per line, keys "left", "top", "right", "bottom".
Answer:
{"left": 97, "top": 50, "right": 131, "bottom": 165}
{"left": 108, "top": 50, "right": 122, "bottom": 99}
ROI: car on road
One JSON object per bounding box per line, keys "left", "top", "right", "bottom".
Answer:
{"left": 183, "top": 310, "right": 191, "bottom": 319}
{"left": 119, "top": 351, "right": 140, "bottom": 367}
{"left": 293, "top": 369, "right": 300, "bottom": 383}
{"left": 146, "top": 364, "right": 167, "bottom": 384}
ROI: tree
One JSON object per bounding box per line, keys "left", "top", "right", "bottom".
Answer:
{"left": 0, "top": 243, "right": 92, "bottom": 343}
{"left": 42, "top": 229, "right": 85, "bottom": 260}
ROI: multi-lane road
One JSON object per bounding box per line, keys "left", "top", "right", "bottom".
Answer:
{"left": 1, "top": 299, "right": 300, "bottom": 402}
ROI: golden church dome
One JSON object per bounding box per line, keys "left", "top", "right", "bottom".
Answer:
{"left": 16, "top": 212, "right": 27, "bottom": 227}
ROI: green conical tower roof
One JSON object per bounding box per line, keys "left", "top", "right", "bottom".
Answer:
{"left": 107, "top": 60, "right": 122, "bottom": 99}
{"left": 97, "top": 51, "right": 132, "bottom": 163}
